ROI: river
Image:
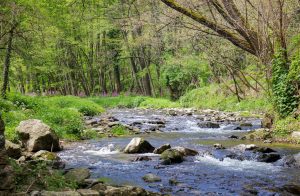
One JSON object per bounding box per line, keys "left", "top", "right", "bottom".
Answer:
{"left": 58, "top": 109, "right": 300, "bottom": 195}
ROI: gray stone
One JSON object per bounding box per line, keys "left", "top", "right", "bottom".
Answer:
{"left": 173, "top": 146, "right": 198, "bottom": 156}
{"left": 142, "top": 173, "right": 161, "bottom": 183}
{"left": 261, "top": 113, "right": 274, "bottom": 129}
{"left": 257, "top": 153, "right": 281, "bottom": 163}
{"left": 32, "top": 150, "right": 60, "bottom": 161}
{"left": 153, "top": 144, "right": 171, "bottom": 154}
{"left": 76, "top": 189, "right": 99, "bottom": 196}
{"left": 40, "top": 191, "right": 80, "bottom": 196}
{"left": 291, "top": 131, "right": 300, "bottom": 139}
{"left": 16, "top": 119, "right": 60, "bottom": 152}
{"left": 213, "top": 143, "right": 225, "bottom": 150}
{"left": 65, "top": 168, "right": 90, "bottom": 184}
{"left": 161, "top": 149, "right": 184, "bottom": 164}
{"left": 5, "top": 140, "right": 21, "bottom": 159}
{"left": 124, "top": 137, "right": 154, "bottom": 153}
{"left": 197, "top": 122, "right": 220, "bottom": 128}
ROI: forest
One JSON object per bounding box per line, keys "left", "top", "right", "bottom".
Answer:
{"left": 1, "top": 0, "right": 300, "bottom": 195}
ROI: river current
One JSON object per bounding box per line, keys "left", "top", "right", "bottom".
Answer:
{"left": 58, "top": 109, "right": 300, "bottom": 195}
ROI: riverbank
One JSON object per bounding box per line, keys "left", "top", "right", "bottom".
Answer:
{"left": 1, "top": 93, "right": 299, "bottom": 145}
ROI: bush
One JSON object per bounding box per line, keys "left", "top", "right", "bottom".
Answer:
{"left": 273, "top": 116, "right": 300, "bottom": 136}
{"left": 10, "top": 160, "right": 78, "bottom": 192}
{"left": 111, "top": 125, "right": 130, "bottom": 136}
{"left": 44, "top": 96, "right": 104, "bottom": 116}
{"left": 2, "top": 94, "right": 104, "bottom": 141}
{"left": 180, "top": 84, "right": 271, "bottom": 112}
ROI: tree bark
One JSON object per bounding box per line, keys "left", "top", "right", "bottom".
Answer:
{"left": 1, "top": 26, "right": 14, "bottom": 98}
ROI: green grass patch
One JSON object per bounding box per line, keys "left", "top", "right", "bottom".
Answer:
{"left": 111, "top": 125, "right": 130, "bottom": 136}
{"left": 180, "top": 85, "right": 272, "bottom": 113}
{"left": 89, "top": 96, "right": 179, "bottom": 109}
{"left": 10, "top": 160, "right": 78, "bottom": 192}
{"left": 1, "top": 93, "right": 104, "bottom": 141}
{"left": 273, "top": 116, "right": 300, "bottom": 136}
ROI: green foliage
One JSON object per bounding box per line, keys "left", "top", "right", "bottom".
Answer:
{"left": 89, "top": 96, "right": 179, "bottom": 109}
{"left": 45, "top": 96, "right": 104, "bottom": 116}
{"left": 273, "top": 116, "right": 300, "bottom": 136}
{"left": 111, "top": 125, "right": 130, "bottom": 136}
{"left": 272, "top": 51, "right": 299, "bottom": 117}
{"left": 2, "top": 94, "right": 104, "bottom": 141}
{"left": 10, "top": 160, "right": 78, "bottom": 192}
{"left": 139, "top": 97, "right": 180, "bottom": 109}
{"left": 180, "top": 84, "right": 271, "bottom": 112}
{"left": 161, "top": 54, "right": 210, "bottom": 100}
{"left": 81, "top": 129, "right": 102, "bottom": 140}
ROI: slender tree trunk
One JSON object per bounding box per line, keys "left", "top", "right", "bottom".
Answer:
{"left": 1, "top": 27, "right": 14, "bottom": 98}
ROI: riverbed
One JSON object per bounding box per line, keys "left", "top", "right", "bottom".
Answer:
{"left": 59, "top": 109, "right": 300, "bottom": 195}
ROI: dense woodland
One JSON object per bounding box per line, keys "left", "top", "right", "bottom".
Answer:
{"left": 1, "top": 1, "right": 300, "bottom": 194}
{"left": 0, "top": 0, "right": 300, "bottom": 117}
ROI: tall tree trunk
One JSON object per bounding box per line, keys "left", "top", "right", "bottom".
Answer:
{"left": 1, "top": 27, "right": 14, "bottom": 98}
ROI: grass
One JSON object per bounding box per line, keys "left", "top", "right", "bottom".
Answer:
{"left": 88, "top": 96, "right": 179, "bottom": 109}
{"left": 180, "top": 84, "right": 272, "bottom": 113}
{"left": 10, "top": 160, "right": 78, "bottom": 192}
{"left": 1, "top": 94, "right": 104, "bottom": 141}
{"left": 111, "top": 125, "right": 130, "bottom": 136}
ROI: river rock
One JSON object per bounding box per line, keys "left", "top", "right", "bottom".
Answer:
{"left": 65, "top": 168, "right": 91, "bottom": 184}
{"left": 261, "top": 113, "right": 274, "bottom": 128}
{"left": 76, "top": 189, "right": 99, "bottom": 196}
{"left": 124, "top": 137, "right": 155, "bottom": 153}
{"left": 213, "top": 143, "right": 225, "bottom": 149}
{"left": 197, "top": 122, "right": 220, "bottom": 128}
{"left": 173, "top": 146, "right": 198, "bottom": 156}
{"left": 239, "top": 123, "right": 253, "bottom": 127}
{"left": 228, "top": 135, "right": 239, "bottom": 139}
{"left": 32, "top": 150, "right": 60, "bottom": 161}
{"left": 40, "top": 191, "right": 80, "bottom": 196}
{"left": 5, "top": 140, "right": 21, "bottom": 159}
{"left": 291, "top": 131, "right": 300, "bottom": 139}
{"left": 133, "top": 156, "right": 152, "bottom": 162}
{"left": 161, "top": 149, "right": 184, "bottom": 165}
{"left": 153, "top": 144, "right": 171, "bottom": 154}
{"left": 142, "top": 173, "right": 161, "bottom": 182}
{"left": 231, "top": 144, "right": 257, "bottom": 152}
{"left": 257, "top": 153, "right": 281, "bottom": 163}
{"left": 253, "top": 147, "right": 276, "bottom": 153}
{"left": 16, "top": 119, "right": 60, "bottom": 152}
{"left": 279, "top": 184, "right": 300, "bottom": 195}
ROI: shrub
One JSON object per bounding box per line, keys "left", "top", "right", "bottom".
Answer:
{"left": 111, "top": 125, "right": 130, "bottom": 136}
{"left": 273, "top": 116, "right": 300, "bottom": 136}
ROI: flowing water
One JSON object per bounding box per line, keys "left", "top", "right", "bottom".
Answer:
{"left": 59, "top": 109, "right": 300, "bottom": 195}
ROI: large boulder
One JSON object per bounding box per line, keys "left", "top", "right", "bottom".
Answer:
{"left": 153, "top": 144, "right": 171, "bottom": 154}
{"left": 161, "top": 149, "right": 184, "bottom": 165}
{"left": 16, "top": 119, "right": 60, "bottom": 152}
{"left": 124, "top": 137, "right": 155, "bottom": 153}
{"left": 5, "top": 140, "right": 21, "bottom": 159}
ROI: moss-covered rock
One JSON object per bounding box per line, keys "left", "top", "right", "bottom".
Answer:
{"left": 161, "top": 149, "right": 184, "bottom": 165}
